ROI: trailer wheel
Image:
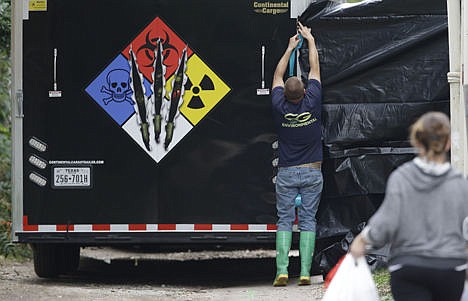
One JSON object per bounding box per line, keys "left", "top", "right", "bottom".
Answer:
{"left": 58, "top": 245, "right": 80, "bottom": 274}
{"left": 32, "top": 244, "right": 60, "bottom": 278}
{"left": 32, "top": 244, "right": 80, "bottom": 277}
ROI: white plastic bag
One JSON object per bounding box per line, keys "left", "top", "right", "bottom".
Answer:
{"left": 322, "top": 254, "right": 380, "bottom": 301}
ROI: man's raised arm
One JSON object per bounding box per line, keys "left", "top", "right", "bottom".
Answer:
{"left": 298, "top": 22, "right": 320, "bottom": 82}
{"left": 272, "top": 34, "right": 301, "bottom": 89}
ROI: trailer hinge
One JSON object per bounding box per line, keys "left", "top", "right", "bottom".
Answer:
{"left": 447, "top": 71, "right": 461, "bottom": 84}
{"left": 15, "top": 89, "right": 24, "bottom": 118}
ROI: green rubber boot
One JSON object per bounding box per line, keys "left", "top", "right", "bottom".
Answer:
{"left": 273, "top": 231, "right": 292, "bottom": 287}
{"left": 299, "top": 231, "right": 316, "bottom": 285}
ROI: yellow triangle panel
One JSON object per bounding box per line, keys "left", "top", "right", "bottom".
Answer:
{"left": 179, "top": 54, "right": 231, "bottom": 126}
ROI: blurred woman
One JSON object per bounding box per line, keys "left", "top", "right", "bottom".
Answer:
{"left": 350, "top": 112, "right": 468, "bottom": 301}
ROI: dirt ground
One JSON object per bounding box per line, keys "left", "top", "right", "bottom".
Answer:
{"left": 0, "top": 247, "right": 326, "bottom": 301}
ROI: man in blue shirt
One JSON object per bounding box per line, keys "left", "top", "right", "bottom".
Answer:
{"left": 272, "top": 22, "right": 323, "bottom": 287}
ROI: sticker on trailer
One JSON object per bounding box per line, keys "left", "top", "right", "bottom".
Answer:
{"left": 85, "top": 17, "right": 231, "bottom": 164}
{"left": 29, "top": 0, "right": 47, "bottom": 11}
{"left": 51, "top": 166, "right": 92, "bottom": 189}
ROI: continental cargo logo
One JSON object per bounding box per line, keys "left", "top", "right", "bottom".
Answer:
{"left": 253, "top": 1, "right": 289, "bottom": 15}
{"left": 85, "top": 17, "right": 230, "bottom": 163}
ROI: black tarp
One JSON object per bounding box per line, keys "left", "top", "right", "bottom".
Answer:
{"left": 298, "top": 0, "right": 449, "bottom": 238}
{"left": 314, "top": 222, "right": 389, "bottom": 276}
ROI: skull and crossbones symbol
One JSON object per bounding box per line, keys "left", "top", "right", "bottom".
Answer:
{"left": 101, "top": 69, "right": 134, "bottom": 105}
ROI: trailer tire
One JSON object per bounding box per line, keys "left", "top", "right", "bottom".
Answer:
{"left": 32, "top": 244, "right": 60, "bottom": 278}
{"left": 32, "top": 244, "right": 81, "bottom": 277}
{"left": 58, "top": 245, "right": 80, "bottom": 274}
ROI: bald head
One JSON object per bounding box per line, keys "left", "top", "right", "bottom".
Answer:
{"left": 284, "top": 77, "right": 305, "bottom": 104}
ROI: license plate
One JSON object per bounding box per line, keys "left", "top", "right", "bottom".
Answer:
{"left": 52, "top": 167, "right": 92, "bottom": 188}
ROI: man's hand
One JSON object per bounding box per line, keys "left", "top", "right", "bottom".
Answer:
{"left": 297, "top": 22, "right": 313, "bottom": 42}
{"left": 287, "top": 34, "right": 301, "bottom": 51}
{"left": 297, "top": 21, "right": 320, "bottom": 81}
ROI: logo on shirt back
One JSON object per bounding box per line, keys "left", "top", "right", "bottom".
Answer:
{"left": 282, "top": 112, "right": 317, "bottom": 128}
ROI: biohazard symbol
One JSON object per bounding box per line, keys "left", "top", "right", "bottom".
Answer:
{"left": 177, "top": 54, "right": 230, "bottom": 126}
{"left": 136, "top": 31, "right": 180, "bottom": 69}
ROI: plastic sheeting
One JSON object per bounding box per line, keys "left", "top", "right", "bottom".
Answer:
{"left": 314, "top": 222, "right": 389, "bottom": 277}
{"left": 298, "top": 0, "right": 449, "bottom": 238}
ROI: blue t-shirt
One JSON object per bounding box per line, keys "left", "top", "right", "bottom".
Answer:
{"left": 272, "top": 79, "right": 323, "bottom": 167}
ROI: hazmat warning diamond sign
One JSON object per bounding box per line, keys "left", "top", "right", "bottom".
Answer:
{"left": 85, "top": 17, "right": 230, "bottom": 163}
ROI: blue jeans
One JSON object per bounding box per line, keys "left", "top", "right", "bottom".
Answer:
{"left": 276, "top": 166, "right": 323, "bottom": 232}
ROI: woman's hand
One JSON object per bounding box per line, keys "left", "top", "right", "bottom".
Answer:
{"left": 350, "top": 234, "right": 368, "bottom": 258}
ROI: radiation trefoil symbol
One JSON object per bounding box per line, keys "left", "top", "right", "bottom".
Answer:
{"left": 85, "top": 17, "right": 230, "bottom": 163}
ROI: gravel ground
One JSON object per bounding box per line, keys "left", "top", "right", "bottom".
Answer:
{"left": 0, "top": 247, "right": 326, "bottom": 301}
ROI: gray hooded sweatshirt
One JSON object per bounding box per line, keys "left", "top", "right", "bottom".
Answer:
{"left": 365, "top": 159, "right": 468, "bottom": 268}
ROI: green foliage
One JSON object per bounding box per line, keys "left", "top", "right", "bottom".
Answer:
{"left": 0, "top": 0, "right": 12, "bottom": 236}
{"left": 0, "top": 52, "right": 10, "bottom": 127}
{"left": 0, "top": 0, "right": 11, "bottom": 56}
{"left": 0, "top": 0, "right": 30, "bottom": 258}
{"left": 373, "top": 269, "right": 392, "bottom": 300}
{"left": 0, "top": 0, "right": 11, "bottom": 126}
